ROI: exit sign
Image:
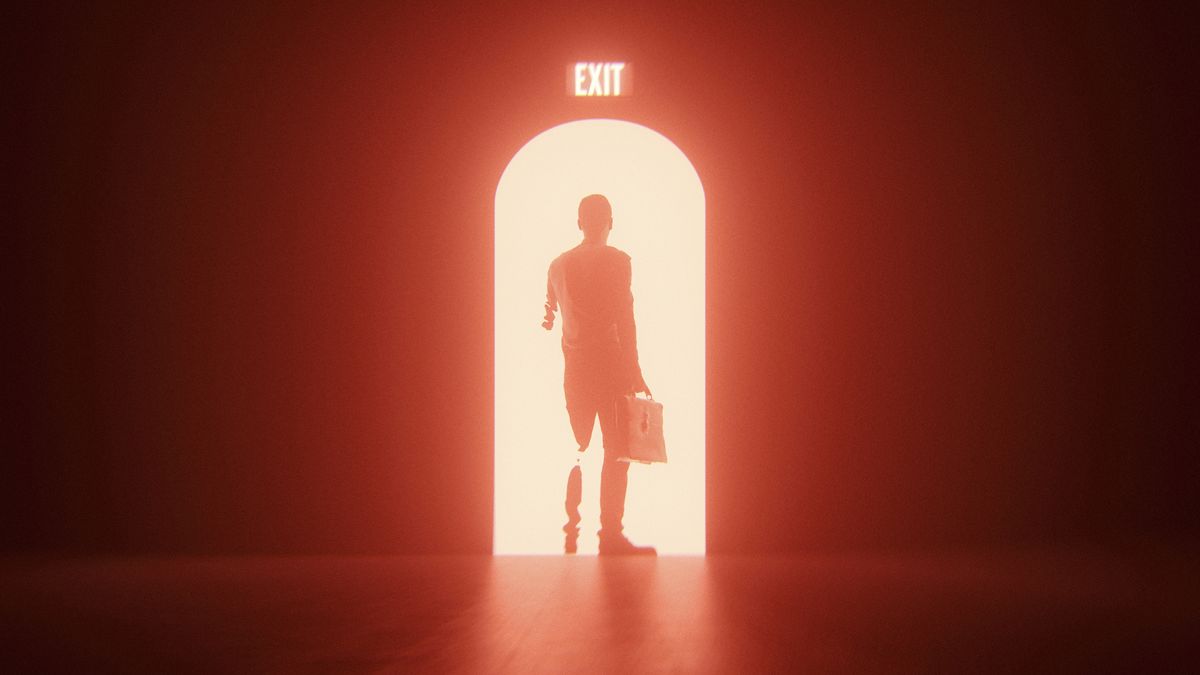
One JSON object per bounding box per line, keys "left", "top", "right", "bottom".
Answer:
{"left": 568, "top": 62, "right": 632, "bottom": 97}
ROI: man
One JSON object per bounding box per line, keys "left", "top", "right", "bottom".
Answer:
{"left": 542, "top": 194, "right": 656, "bottom": 556}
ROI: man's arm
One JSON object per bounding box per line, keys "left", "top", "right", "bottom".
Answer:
{"left": 542, "top": 265, "right": 557, "bottom": 330}
{"left": 615, "top": 254, "right": 648, "bottom": 393}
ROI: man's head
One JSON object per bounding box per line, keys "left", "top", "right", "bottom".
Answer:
{"left": 577, "top": 194, "right": 613, "bottom": 240}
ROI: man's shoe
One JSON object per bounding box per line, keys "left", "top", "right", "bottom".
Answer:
{"left": 598, "top": 535, "right": 656, "bottom": 556}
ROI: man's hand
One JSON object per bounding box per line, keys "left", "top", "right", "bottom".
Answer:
{"left": 630, "top": 372, "right": 651, "bottom": 398}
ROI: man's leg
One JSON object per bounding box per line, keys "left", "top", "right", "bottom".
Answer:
{"left": 597, "top": 394, "right": 655, "bottom": 555}
{"left": 563, "top": 354, "right": 597, "bottom": 551}
{"left": 563, "top": 464, "right": 582, "bottom": 553}
{"left": 598, "top": 450, "right": 629, "bottom": 538}
{"left": 561, "top": 400, "right": 592, "bottom": 549}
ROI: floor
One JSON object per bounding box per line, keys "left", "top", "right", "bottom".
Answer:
{"left": 2, "top": 547, "right": 1196, "bottom": 673}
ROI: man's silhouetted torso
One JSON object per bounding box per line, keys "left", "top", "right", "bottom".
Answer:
{"left": 547, "top": 241, "right": 639, "bottom": 369}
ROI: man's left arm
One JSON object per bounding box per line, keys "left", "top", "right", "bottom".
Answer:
{"left": 615, "top": 255, "right": 648, "bottom": 394}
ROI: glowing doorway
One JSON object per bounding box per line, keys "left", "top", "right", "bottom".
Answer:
{"left": 495, "top": 119, "right": 704, "bottom": 555}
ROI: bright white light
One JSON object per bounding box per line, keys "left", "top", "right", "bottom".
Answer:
{"left": 574, "top": 64, "right": 587, "bottom": 96}
{"left": 495, "top": 119, "right": 705, "bottom": 555}
{"left": 572, "top": 62, "right": 628, "bottom": 96}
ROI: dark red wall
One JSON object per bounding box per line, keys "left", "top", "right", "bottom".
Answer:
{"left": 5, "top": 2, "right": 1195, "bottom": 554}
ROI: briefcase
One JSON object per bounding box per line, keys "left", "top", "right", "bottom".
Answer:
{"left": 617, "top": 394, "right": 667, "bottom": 464}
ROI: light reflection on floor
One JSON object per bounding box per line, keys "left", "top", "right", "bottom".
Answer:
{"left": 1, "top": 549, "right": 1194, "bottom": 671}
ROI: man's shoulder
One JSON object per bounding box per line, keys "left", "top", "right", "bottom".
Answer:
{"left": 606, "top": 245, "right": 632, "bottom": 262}
{"left": 552, "top": 244, "right": 630, "bottom": 265}
{"left": 549, "top": 246, "right": 577, "bottom": 270}
{"left": 590, "top": 245, "right": 632, "bottom": 265}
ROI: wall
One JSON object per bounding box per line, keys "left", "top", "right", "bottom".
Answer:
{"left": 4, "top": 2, "right": 1194, "bottom": 554}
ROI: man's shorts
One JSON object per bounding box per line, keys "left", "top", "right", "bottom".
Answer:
{"left": 563, "top": 348, "right": 627, "bottom": 459}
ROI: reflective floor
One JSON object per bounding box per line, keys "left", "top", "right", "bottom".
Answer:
{"left": 2, "top": 547, "right": 1195, "bottom": 672}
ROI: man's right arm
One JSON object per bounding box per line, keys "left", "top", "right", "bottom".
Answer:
{"left": 542, "top": 264, "right": 557, "bottom": 330}
{"left": 615, "top": 254, "right": 648, "bottom": 393}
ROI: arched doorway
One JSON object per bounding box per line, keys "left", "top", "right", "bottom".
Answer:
{"left": 494, "top": 119, "right": 705, "bottom": 554}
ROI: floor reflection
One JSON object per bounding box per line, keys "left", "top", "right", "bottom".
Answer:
{"left": 477, "top": 557, "right": 714, "bottom": 672}
{"left": 1, "top": 551, "right": 1192, "bottom": 671}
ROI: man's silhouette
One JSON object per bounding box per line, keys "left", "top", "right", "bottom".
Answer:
{"left": 543, "top": 194, "right": 655, "bottom": 555}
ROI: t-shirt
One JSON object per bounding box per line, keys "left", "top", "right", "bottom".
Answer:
{"left": 544, "top": 242, "right": 642, "bottom": 376}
